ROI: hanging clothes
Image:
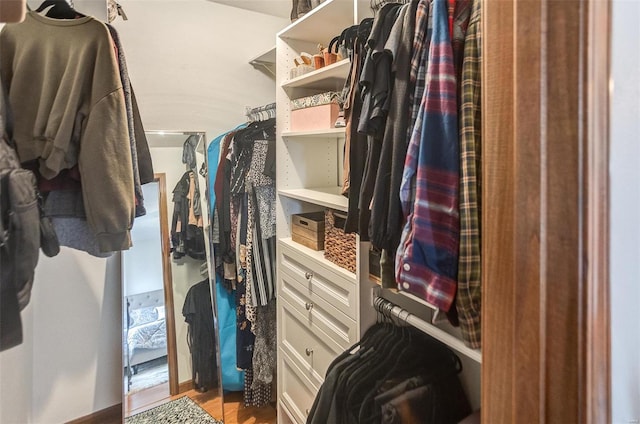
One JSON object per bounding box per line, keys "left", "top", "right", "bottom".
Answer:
{"left": 307, "top": 322, "right": 471, "bottom": 424}
{"left": 344, "top": 23, "right": 373, "bottom": 235}
{"left": 396, "top": 0, "right": 460, "bottom": 312}
{"left": 207, "top": 131, "right": 245, "bottom": 391}
{"left": 182, "top": 279, "right": 219, "bottom": 392}
{"left": 368, "top": 0, "right": 418, "bottom": 254}
{"left": 171, "top": 171, "right": 206, "bottom": 260}
{"left": 211, "top": 117, "right": 277, "bottom": 406}
{"left": 355, "top": 3, "right": 403, "bottom": 240}
{"left": 340, "top": 0, "right": 480, "bottom": 342}
{"left": 0, "top": 12, "right": 153, "bottom": 255}
{"left": 106, "top": 23, "right": 154, "bottom": 218}
{"left": 455, "top": 0, "right": 482, "bottom": 349}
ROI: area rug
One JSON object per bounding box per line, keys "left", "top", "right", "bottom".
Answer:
{"left": 128, "top": 356, "right": 169, "bottom": 394}
{"left": 125, "top": 396, "right": 223, "bottom": 424}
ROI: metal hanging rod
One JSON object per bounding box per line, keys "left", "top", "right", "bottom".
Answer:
{"left": 246, "top": 103, "right": 276, "bottom": 122}
{"left": 145, "top": 130, "right": 206, "bottom": 136}
{"left": 373, "top": 296, "right": 482, "bottom": 364}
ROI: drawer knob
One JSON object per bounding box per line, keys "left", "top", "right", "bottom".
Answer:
{"left": 306, "top": 409, "right": 310, "bottom": 416}
{"left": 305, "top": 272, "right": 313, "bottom": 280}
{"left": 305, "top": 348, "right": 314, "bottom": 356}
{"left": 305, "top": 302, "right": 314, "bottom": 311}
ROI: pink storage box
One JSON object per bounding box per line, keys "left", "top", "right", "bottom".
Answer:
{"left": 290, "top": 103, "right": 340, "bottom": 132}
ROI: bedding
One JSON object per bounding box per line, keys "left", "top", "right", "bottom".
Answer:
{"left": 127, "top": 315, "right": 166, "bottom": 353}
{"left": 125, "top": 290, "right": 168, "bottom": 369}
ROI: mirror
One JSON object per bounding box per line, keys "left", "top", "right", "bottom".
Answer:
{"left": 122, "top": 131, "right": 224, "bottom": 422}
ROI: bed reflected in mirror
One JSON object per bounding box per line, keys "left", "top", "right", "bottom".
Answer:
{"left": 122, "top": 131, "right": 223, "bottom": 422}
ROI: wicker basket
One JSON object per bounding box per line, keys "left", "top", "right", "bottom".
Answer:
{"left": 324, "top": 209, "right": 356, "bottom": 273}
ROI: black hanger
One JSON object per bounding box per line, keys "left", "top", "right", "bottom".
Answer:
{"left": 36, "top": 0, "right": 84, "bottom": 19}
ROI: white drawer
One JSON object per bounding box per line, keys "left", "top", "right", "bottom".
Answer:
{"left": 279, "top": 240, "right": 357, "bottom": 320}
{"left": 280, "top": 269, "right": 357, "bottom": 349}
{"left": 279, "top": 348, "right": 319, "bottom": 424}
{"left": 278, "top": 401, "right": 297, "bottom": 424}
{"left": 280, "top": 295, "right": 342, "bottom": 382}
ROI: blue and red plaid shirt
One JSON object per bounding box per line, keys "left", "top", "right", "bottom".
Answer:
{"left": 396, "top": 0, "right": 460, "bottom": 311}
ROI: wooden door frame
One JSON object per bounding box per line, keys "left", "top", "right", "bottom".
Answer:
{"left": 156, "top": 173, "right": 180, "bottom": 396}
{"left": 482, "top": 0, "right": 611, "bottom": 422}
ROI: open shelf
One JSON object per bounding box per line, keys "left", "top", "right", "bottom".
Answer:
{"left": 280, "top": 237, "right": 357, "bottom": 282}
{"left": 282, "top": 59, "right": 350, "bottom": 91}
{"left": 282, "top": 128, "right": 346, "bottom": 138}
{"left": 278, "top": 187, "right": 348, "bottom": 212}
{"left": 278, "top": 0, "right": 355, "bottom": 43}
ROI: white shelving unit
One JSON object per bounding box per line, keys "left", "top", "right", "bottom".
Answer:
{"left": 275, "top": 2, "right": 374, "bottom": 423}
{"left": 282, "top": 128, "right": 346, "bottom": 138}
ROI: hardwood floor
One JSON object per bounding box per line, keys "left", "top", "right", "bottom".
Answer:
{"left": 125, "top": 385, "right": 277, "bottom": 424}
{"left": 220, "top": 391, "right": 277, "bottom": 424}
{"left": 125, "top": 382, "right": 170, "bottom": 417}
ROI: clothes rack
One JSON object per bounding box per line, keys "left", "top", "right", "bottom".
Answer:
{"left": 246, "top": 102, "right": 276, "bottom": 122}
{"left": 373, "top": 296, "right": 482, "bottom": 363}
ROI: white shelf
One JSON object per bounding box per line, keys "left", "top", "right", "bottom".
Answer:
{"left": 278, "top": 0, "right": 355, "bottom": 43}
{"left": 249, "top": 45, "right": 276, "bottom": 65}
{"left": 282, "top": 59, "right": 350, "bottom": 90}
{"left": 282, "top": 128, "right": 346, "bottom": 138}
{"left": 280, "top": 237, "right": 357, "bottom": 282}
{"left": 278, "top": 187, "right": 348, "bottom": 211}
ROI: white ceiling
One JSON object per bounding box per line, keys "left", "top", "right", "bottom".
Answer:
{"left": 208, "top": 0, "right": 291, "bottom": 19}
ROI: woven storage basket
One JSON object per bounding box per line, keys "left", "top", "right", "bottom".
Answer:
{"left": 324, "top": 209, "right": 356, "bottom": 273}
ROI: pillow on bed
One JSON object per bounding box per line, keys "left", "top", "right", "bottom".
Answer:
{"left": 129, "top": 306, "right": 159, "bottom": 327}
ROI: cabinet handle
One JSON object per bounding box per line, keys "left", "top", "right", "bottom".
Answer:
{"left": 305, "top": 348, "right": 314, "bottom": 356}
{"left": 306, "top": 409, "right": 310, "bottom": 416}
{"left": 305, "top": 272, "right": 313, "bottom": 280}
{"left": 305, "top": 302, "right": 314, "bottom": 311}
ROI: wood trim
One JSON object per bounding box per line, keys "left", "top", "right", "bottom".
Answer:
{"left": 65, "top": 403, "right": 121, "bottom": 424}
{"left": 156, "top": 173, "right": 180, "bottom": 396}
{"left": 179, "top": 379, "right": 194, "bottom": 394}
{"left": 584, "top": 0, "right": 611, "bottom": 421}
{"left": 483, "top": 0, "right": 611, "bottom": 421}
{"left": 481, "top": 0, "right": 515, "bottom": 421}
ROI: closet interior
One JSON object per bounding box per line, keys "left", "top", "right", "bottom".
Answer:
{"left": 0, "top": 0, "right": 611, "bottom": 422}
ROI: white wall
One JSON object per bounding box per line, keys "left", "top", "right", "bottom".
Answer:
{"left": 31, "top": 252, "right": 122, "bottom": 424}
{"left": 2, "top": 3, "right": 286, "bottom": 422}
{"left": 610, "top": 1, "right": 640, "bottom": 423}
{"left": 0, "top": 303, "right": 33, "bottom": 424}
{"left": 123, "top": 183, "right": 164, "bottom": 297}
{"left": 112, "top": 0, "right": 286, "bottom": 142}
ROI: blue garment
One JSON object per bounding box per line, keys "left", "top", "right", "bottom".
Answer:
{"left": 215, "top": 273, "right": 244, "bottom": 391}
{"left": 207, "top": 129, "right": 246, "bottom": 391}
{"left": 396, "top": 0, "right": 460, "bottom": 311}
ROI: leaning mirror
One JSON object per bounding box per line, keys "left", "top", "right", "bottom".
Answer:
{"left": 122, "top": 131, "right": 224, "bottom": 423}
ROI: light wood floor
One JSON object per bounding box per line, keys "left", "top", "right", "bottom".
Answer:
{"left": 125, "top": 384, "right": 277, "bottom": 424}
